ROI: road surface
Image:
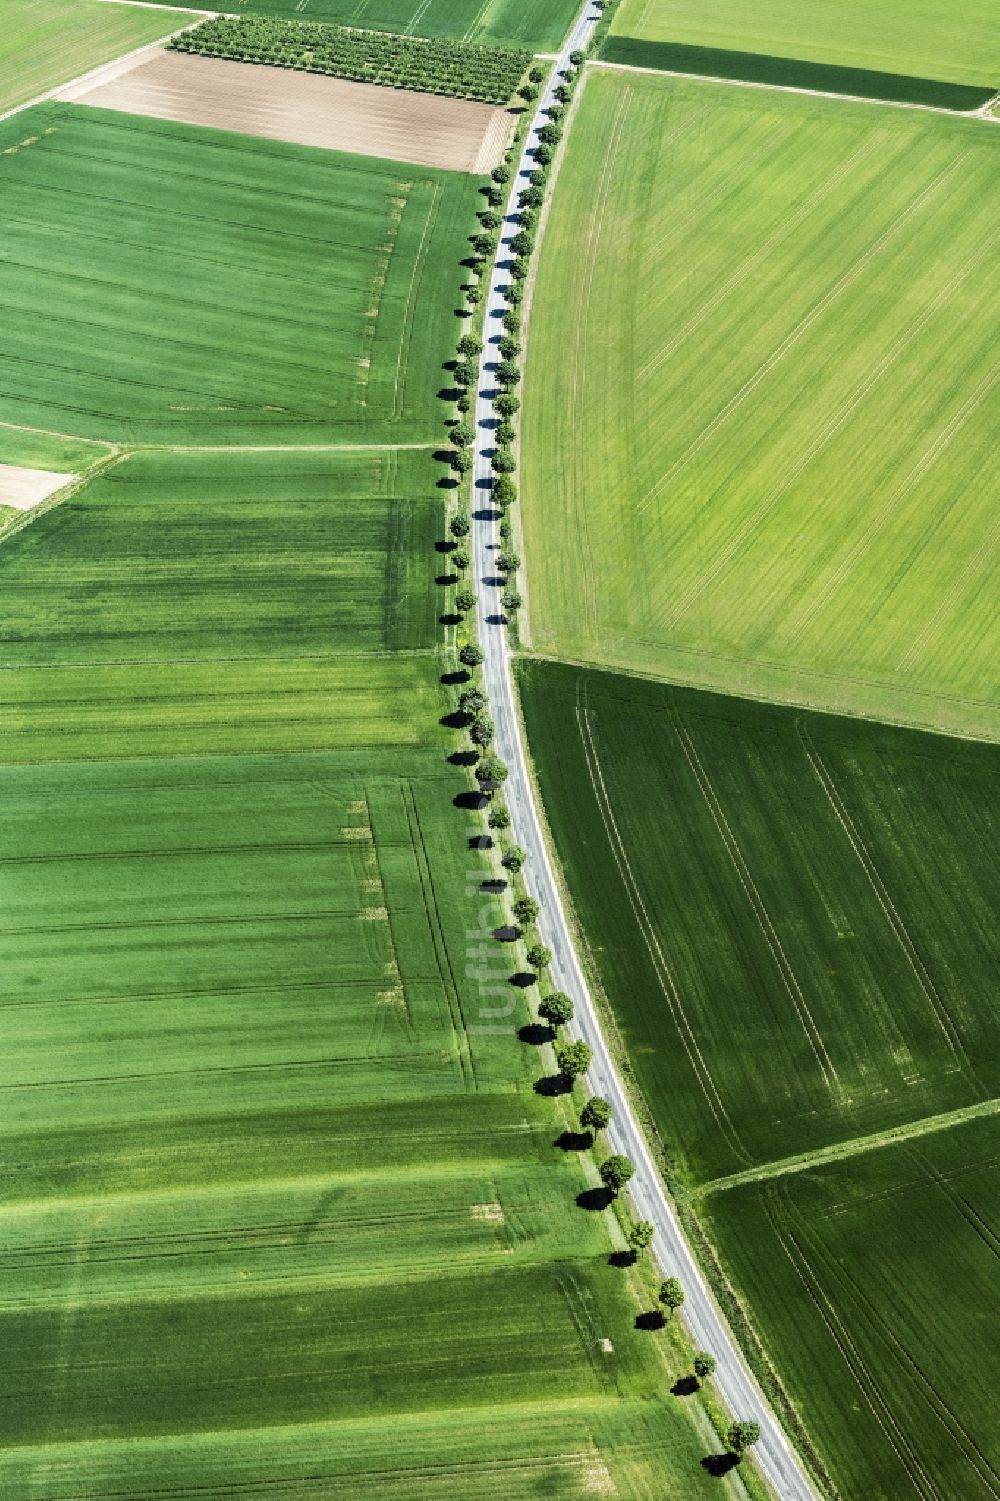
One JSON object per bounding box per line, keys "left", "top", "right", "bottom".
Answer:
{"left": 470, "top": 8, "right": 820, "bottom": 1499}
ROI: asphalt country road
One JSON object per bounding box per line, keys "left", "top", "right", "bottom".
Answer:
{"left": 470, "top": 9, "right": 820, "bottom": 1498}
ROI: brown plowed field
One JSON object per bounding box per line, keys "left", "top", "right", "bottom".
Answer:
{"left": 56, "top": 49, "right": 512, "bottom": 172}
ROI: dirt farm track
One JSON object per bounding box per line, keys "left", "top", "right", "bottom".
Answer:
{"left": 56, "top": 49, "right": 513, "bottom": 172}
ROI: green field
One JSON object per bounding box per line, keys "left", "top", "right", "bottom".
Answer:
{"left": 518, "top": 656, "right": 1000, "bottom": 1497}
{"left": 0, "top": 450, "right": 727, "bottom": 1495}
{"left": 518, "top": 660, "right": 1000, "bottom": 1185}
{"left": 152, "top": 0, "right": 579, "bottom": 51}
{"left": 705, "top": 1113, "right": 1000, "bottom": 1500}
{"left": 609, "top": 0, "right": 1000, "bottom": 91}
{"left": 521, "top": 71, "right": 1000, "bottom": 740}
{"left": 0, "top": 103, "right": 476, "bottom": 446}
{"left": 1, "top": 0, "right": 191, "bottom": 114}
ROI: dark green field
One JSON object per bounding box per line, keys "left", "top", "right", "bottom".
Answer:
{"left": 519, "top": 659, "right": 1000, "bottom": 1184}
{"left": 0, "top": 104, "right": 475, "bottom": 445}
{"left": 704, "top": 1113, "right": 1000, "bottom": 1500}
{"left": 518, "top": 656, "right": 1000, "bottom": 1497}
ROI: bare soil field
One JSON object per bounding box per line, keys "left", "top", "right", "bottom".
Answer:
{"left": 0, "top": 463, "right": 74, "bottom": 509}
{"left": 56, "top": 48, "right": 513, "bottom": 171}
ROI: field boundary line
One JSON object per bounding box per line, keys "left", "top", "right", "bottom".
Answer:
{"left": 589, "top": 58, "right": 1000, "bottom": 121}
{"left": 695, "top": 1095, "right": 1000, "bottom": 1198}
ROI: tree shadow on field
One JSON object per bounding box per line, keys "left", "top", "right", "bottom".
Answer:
{"left": 436, "top": 538, "right": 457, "bottom": 554}
{"left": 635, "top": 1309, "right": 666, "bottom": 1331}
{"left": 608, "top": 1247, "right": 636, "bottom": 1269}
{"left": 440, "top": 710, "right": 468, "bottom": 730}
{"left": 448, "top": 749, "right": 479, "bottom": 768}
{"left": 468, "top": 833, "right": 492, "bottom": 851}
{"left": 535, "top": 1072, "right": 571, "bottom": 1098}
{"left": 493, "top": 923, "right": 520, "bottom": 943}
{"left": 577, "top": 1185, "right": 613, "bottom": 1212}
{"left": 556, "top": 1128, "right": 592, "bottom": 1152}
{"left": 519, "top": 1021, "right": 555, "bottom": 1047}
{"left": 702, "top": 1453, "right": 739, "bottom": 1478}
{"left": 439, "top": 610, "right": 463, "bottom": 627}
{"left": 441, "top": 669, "right": 469, "bottom": 687}
{"left": 455, "top": 790, "right": 488, "bottom": 812}
{"left": 671, "top": 1375, "right": 699, "bottom": 1397}
{"left": 509, "top": 969, "right": 537, "bottom": 989}
{"left": 437, "top": 571, "right": 459, "bottom": 587}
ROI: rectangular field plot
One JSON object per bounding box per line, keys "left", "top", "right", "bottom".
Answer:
{"left": 1, "top": 1400, "right": 720, "bottom": 1501}
{"left": 163, "top": 0, "right": 580, "bottom": 52}
{"left": 0, "top": 103, "right": 476, "bottom": 444}
{"left": 522, "top": 73, "right": 1000, "bottom": 739}
{"left": 0, "top": 751, "right": 489, "bottom": 1127}
{"left": 1, "top": 0, "right": 192, "bottom": 114}
{"left": 518, "top": 660, "right": 1000, "bottom": 1185}
{"left": 609, "top": 0, "right": 999, "bottom": 92}
{"left": 704, "top": 1113, "right": 1000, "bottom": 1501}
{"left": 61, "top": 51, "right": 513, "bottom": 174}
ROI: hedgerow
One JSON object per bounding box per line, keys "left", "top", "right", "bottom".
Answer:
{"left": 171, "top": 18, "right": 533, "bottom": 105}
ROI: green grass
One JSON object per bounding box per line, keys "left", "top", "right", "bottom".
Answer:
{"left": 522, "top": 72, "right": 1000, "bottom": 740}
{"left": 609, "top": 0, "right": 1000, "bottom": 90}
{"left": 0, "top": 103, "right": 477, "bottom": 445}
{"left": 518, "top": 659, "right": 1000, "bottom": 1187}
{"left": 148, "top": 0, "right": 580, "bottom": 52}
{"left": 0, "top": 427, "right": 113, "bottom": 473}
{"left": 704, "top": 1113, "right": 1000, "bottom": 1501}
{"left": 0, "top": 0, "right": 192, "bottom": 114}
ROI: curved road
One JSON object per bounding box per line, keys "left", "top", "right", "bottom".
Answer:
{"left": 470, "top": 9, "right": 819, "bottom": 1500}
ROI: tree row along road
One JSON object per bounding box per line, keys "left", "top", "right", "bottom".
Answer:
{"left": 470, "top": 8, "right": 820, "bottom": 1499}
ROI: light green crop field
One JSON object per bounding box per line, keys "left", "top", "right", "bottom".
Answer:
{"left": 0, "top": 452, "right": 725, "bottom": 1495}
{"left": 0, "top": 103, "right": 475, "bottom": 446}
{"left": 522, "top": 72, "right": 1000, "bottom": 740}
{"left": 704, "top": 1113, "right": 1000, "bottom": 1501}
{"left": 610, "top": 0, "right": 1000, "bottom": 89}
{"left": 149, "top": 0, "right": 580, "bottom": 51}
{"left": 1, "top": 1, "right": 192, "bottom": 114}
{"left": 519, "top": 656, "right": 1000, "bottom": 1499}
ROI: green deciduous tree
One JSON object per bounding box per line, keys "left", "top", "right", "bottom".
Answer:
{"left": 628, "top": 1220, "right": 655, "bottom": 1257}
{"left": 693, "top": 1351, "right": 717, "bottom": 1384}
{"left": 449, "top": 514, "right": 470, "bottom": 538}
{"left": 513, "top": 896, "right": 540, "bottom": 926}
{"left": 580, "top": 1096, "right": 612, "bottom": 1133}
{"left": 476, "top": 755, "right": 508, "bottom": 790}
{"left": 726, "top": 1421, "right": 761, "bottom": 1459}
{"left": 454, "top": 585, "right": 476, "bottom": 615}
{"left": 600, "top": 1155, "right": 635, "bottom": 1196}
{"left": 502, "top": 845, "right": 526, "bottom": 872}
{"left": 526, "top": 941, "right": 552, "bottom": 972}
{"left": 495, "top": 392, "right": 520, "bottom": 417}
{"left": 556, "top": 1039, "right": 592, "bottom": 1080}
{"left": 539, "top": 991, "right": 574, "bottom": 1028}
{"left": 459, "top": 642, "right": 483, "bottom": 669}
{"left": 658, "top": 1277, "right": 684, "bottom": 1317}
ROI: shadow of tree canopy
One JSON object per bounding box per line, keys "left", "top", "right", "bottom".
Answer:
{"left": 701, "top": 1453, "right": 739, "bottom": 1478}
{"left": 577, "top": 1185, "right": 614, "bottom": 1212}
